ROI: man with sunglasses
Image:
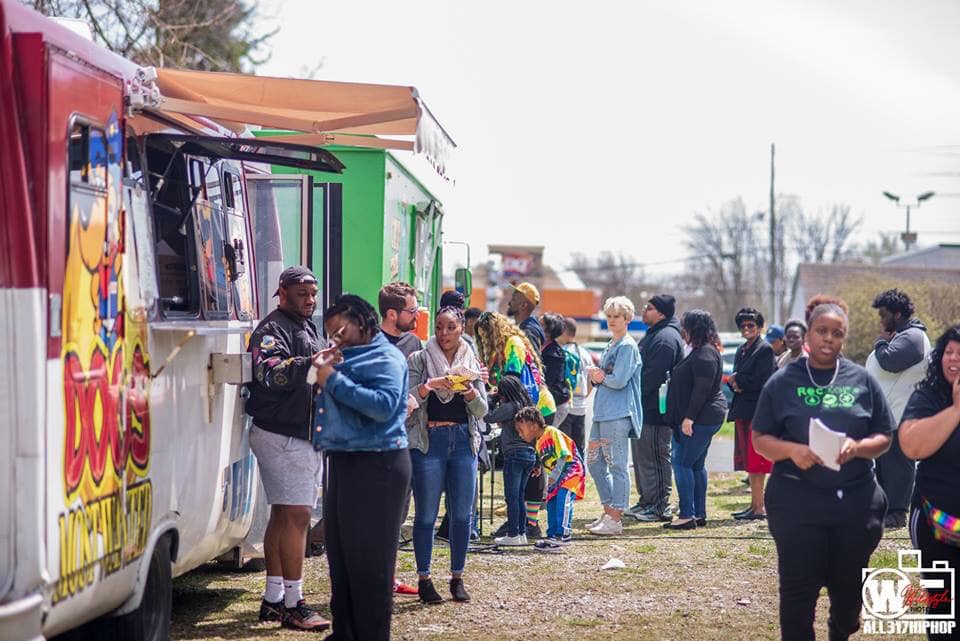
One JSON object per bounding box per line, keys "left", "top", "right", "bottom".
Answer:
{"left": 379, "top": 281, "right": 423, "bottom": 358}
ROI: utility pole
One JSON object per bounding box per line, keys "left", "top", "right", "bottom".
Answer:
{"left": 769, "top": 143, "right": 777, "bottom": 325}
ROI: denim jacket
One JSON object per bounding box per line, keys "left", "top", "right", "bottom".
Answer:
{"left": 592, "top": 334, "right": 644, "bottom": 437}
{"left": 406, "top": 347, "right": 488, "bottom": 455}
{"left": 313, "top": 332, "right": 409, "bottom": 452}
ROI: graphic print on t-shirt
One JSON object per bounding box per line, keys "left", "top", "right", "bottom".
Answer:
{"left": 795, "top": 385, "right": 861, "bottom": 409}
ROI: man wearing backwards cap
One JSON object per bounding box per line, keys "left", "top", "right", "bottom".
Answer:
{"left": 245, "top": 266, "right": 331, "bottom": 631}
{"left": 507, "top": 281, "right": 546, "bottom": 355}
{"left": 764, "top": 324, "right": 786, "bottom": 357}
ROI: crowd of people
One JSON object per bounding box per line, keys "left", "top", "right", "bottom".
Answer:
{"left": 243, "top": 266, "right": 959, "bottom": 641}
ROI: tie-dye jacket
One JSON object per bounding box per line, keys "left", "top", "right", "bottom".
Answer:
{"left": 535, "top": 425, "right": 585, "bottom": 502}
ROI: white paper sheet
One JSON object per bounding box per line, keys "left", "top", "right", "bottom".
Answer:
{"left": 808, "top": 418, "right": 846, "bottom": 472}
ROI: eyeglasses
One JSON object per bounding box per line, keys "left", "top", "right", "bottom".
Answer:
{"left": 642, "top": 303, "right": 654, "bottom": 311}
{"left": 738, "top": 322, "right": 758, "bottom": 330}
{"left": 396, "top": 306, "right": 419, "bottom": 315}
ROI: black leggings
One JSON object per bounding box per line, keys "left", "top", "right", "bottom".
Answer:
{"left": 910, "top": 504, "right": 960, "bottom": 640}
{"left": 324, "top": 449, "right": 411, "bottom": 641}
{"left": 766, "top": 474, "right": 887, "bottom": 641}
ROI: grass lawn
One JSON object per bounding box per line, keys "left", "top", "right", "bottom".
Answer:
{"left": 171, "top": 469, "right": 918, "bottom": 641}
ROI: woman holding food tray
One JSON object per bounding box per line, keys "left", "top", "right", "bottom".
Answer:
{"left": 406, "top": 305, "right": 488, "bottom": 604}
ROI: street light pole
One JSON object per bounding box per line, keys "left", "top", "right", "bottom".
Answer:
{"left": 882, "top": 190, "right": 935, "bottom": 252}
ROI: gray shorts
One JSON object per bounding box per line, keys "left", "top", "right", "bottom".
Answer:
{"left": 250, "top": 425, "right": 322, "bottom": 507}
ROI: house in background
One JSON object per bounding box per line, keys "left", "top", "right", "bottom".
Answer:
{"left": 880, "top": 243, "right": 960, "bottom": 269}
{"left": 790, "top": 261, "right": 960, "bottom": 320}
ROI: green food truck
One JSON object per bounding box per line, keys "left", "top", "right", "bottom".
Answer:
{"left": 248, "top": 137, "right": 461, "bottom": 332}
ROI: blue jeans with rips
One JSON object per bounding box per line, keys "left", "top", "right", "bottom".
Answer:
{"left": 410, "top": 423, "right": 477, "bottom": 576}
{"left": 671, "top": 423, "right": 722, "bottom": 519}
{"left": 587, "top": 417, "right": 633, "bottom": 511}
{"left": 502, "top": 448, "right": 537, "bottom": 537}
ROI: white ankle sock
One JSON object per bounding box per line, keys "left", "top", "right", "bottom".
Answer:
{"left": 264, "top": 576, "right": 284, "bottom": 603}
{"left": 283, "top": 578, "right": 304, "bottom": 608}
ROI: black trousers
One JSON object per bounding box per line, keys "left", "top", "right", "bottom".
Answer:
{"left": 910, "top": 505, "right": 960, "bottom": 640}
{"left": 559, "top": 412, "right": 586, "bottom": 458}
{"left": 876, "top": 430, "right": 916, "bottom": 514}
{"left": 324, "top": 449, "right": 411, "bottom": 641}
{"left": 766, "top": 474, "right": 887, "bottom": 641}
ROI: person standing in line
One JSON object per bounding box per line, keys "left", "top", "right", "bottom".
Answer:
{"left": 485, "top": 375, "right": 537, "bottom": 546}
{"left": 752, "top": 299, "right": 893, "bottom": 641}
{"left": 406, "top": 306, "right": 488, "bottom": 604}
{"left": 541, "top": 312, "right": 573, "bottom": 427}
{"left": 379, "top": 281, "right": 423, "bottom": 358}
{"left": 558, "top": 316, "right": 593, "bottom": 456}
{"left": 867, "top": 288, "right": 931, "bottom": 530}
{"left": 899, "top": 324, "right": 960, "bottom": 641}
{"left": 727, "top": 307, "right": 776, "bottom": 521}
{"left": 311, "top": 295, "right": 411, "bottom": 641}
{"left": 507, "top": 281, "right": 546, "bottom": 355}
{"left": 663, "top": 310, "right": 727, "bottom": 530}
{"left": 585, "top": 296, "right": 644, "bottom": 536}
{"left": 766, "top": 324, "right": 786, "bottom": 358}
{"left": 245, "top": 266, "right": 330, "bottom": 631}
{"left": 475, "top": 311, "right": 555, "bottom": 539}
{"left": 377, "top": 281, "right": 422, "bottom": 596}
{"left": 777, "top": 319, "right": 807, "bottom": 369}
{"left": 464, "top": 307, "right": 482, "bottom": 340}
{"left": 629, "top": 294, "right": 684, "bottom": 523}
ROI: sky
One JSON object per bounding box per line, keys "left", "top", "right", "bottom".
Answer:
{"left": 254, "top": 0, "right": 960, "bottom": 277}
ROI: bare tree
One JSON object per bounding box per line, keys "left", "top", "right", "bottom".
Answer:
{"left": 856, "top": 232, "right": 901, "bottom": 265}
{"left": 26, "top": 0, "right": 274, "bottom": 72}
{"left": 682, "top": 197, "right": 766, "bottom": 328}
{"left": 569, "top": 252, "right": 659, "bottom": 308}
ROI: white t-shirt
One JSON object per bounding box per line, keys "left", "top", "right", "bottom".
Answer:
{"left": 565, "top": 343, "right": 594, "bottom": 416}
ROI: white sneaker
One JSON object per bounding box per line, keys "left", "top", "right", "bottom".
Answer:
{"left": 494, "top": 534, "right": 528, "bottom": 546}
{"left": 587, "top": 514, "right": 605, "bottom": 529}
{"left": 589, "top": 514, "right": 623, "bottom": 536}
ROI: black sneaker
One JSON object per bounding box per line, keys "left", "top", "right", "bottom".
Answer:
{"left": 258, "top": 598, "right": 283, "bottom": 622}
{"left": 418, "top": 578, "right": 444, "bottom": 605}
{"left": 534, "top": 538, "right": 565, "bottom": 554}
{"left": 281, "top": 600, "right": 330, "bottom": 631}
{"left": 525, "top": 523, "right": 543, "bottom": 540}
{"left": 449, "top": 577, "right": 471, "bottom": 602}
{"left": 492, "top": 521, "right": 510, "bottom": 538}
{"left": 884, "top": 511, "right": 907, "bottom": 529}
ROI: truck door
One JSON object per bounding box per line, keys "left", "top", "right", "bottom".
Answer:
{"left": 247, "top": 175, "right": 343, "bottom": 322}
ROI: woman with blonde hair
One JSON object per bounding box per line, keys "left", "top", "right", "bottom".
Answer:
{"left": 585, "top": 296, "right": 644, "bottom": 536}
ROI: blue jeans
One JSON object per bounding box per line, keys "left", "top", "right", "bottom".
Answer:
{"left": 410, "top": 423, "right": 477, "bottom": 576}
{"left": 547, "top": 488, "right": 576, "bottom": 539}
{"left": 671, "top": 423, "right": 722, "bottom": 519}
{"left": 502, "top": 448, "right": 536, "bottom": 537}
{"left": 587, "top": 418, "right": 632, "bottom": 510}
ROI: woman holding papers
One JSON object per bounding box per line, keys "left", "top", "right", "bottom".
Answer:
{"left": 752, "top": 299, "right": 894, "bottom": 641}
{"left": 898, "top": 324, "right": 960, "bottom": 639}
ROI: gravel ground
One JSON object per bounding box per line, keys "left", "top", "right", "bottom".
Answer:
{"left": 171, "top": 469, "right": 918, "bottom": 641}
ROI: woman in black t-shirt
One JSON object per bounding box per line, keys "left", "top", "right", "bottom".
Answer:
{"left": 899, "top": 324, "right": 960, "bottom": 640}
{"left": 752, "top": 301, "right": 894, "bottom": 641}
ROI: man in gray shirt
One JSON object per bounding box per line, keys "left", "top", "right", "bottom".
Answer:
{"left": 866, "top": 289, "right": 931, "bottom": 529}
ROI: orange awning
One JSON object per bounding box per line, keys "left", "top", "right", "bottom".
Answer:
{"left": 151, "top": 69, "right": 455, "bottom": 179}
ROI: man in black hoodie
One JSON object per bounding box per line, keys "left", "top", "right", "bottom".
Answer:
{"left": 629, "top": 294, "right": 684, "bottom": 522}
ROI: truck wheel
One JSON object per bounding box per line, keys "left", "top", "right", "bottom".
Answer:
{"left": 115, "top": 536, "right": 173, "bottom": 641}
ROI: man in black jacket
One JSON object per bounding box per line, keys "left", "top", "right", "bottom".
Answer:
{"left": 629, "top": 294, "right": 684, "bottom": 522}
{"left": 246, "top": 266, "right": 330, "bottom": 631}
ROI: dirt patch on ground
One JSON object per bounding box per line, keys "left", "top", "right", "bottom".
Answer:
{"left": 171, "top": 472, "right": 918, "bottom": 641}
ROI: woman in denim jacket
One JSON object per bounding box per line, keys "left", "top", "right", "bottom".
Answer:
{"left": 312, "top": 294, "right": 411, "bottom": 641}
{"left": 406, "top": 306, "right": 488, "bottom": 604}
{"left": 585, "top": 296, "right": 643, "bottom": 536}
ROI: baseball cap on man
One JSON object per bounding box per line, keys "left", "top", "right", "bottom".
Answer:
{"left": 510, "top": 282, "right": 540, "bottom": 306}
{"left": 273, "top": 265, "right": 318, "bottom": 296}
{"left": 765, "top": 324, "right": 785, "bottom": 342}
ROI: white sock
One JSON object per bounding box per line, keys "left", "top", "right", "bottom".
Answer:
{"left": 264, "top": 576, "right": 284, "bottom": 603}
{"left": 283, "top": 578, "right": 304, "bottom": 608}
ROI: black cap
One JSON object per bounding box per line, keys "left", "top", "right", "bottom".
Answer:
{"left": 648, "top": 294, "right": 676, "bottom": 319}
{"left": 273, "top": 265, "right": 318, "bottom": 297}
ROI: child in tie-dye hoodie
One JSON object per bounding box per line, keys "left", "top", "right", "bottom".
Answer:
{"left": 514, "top": 406, "right": 585, "bottom": 552}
